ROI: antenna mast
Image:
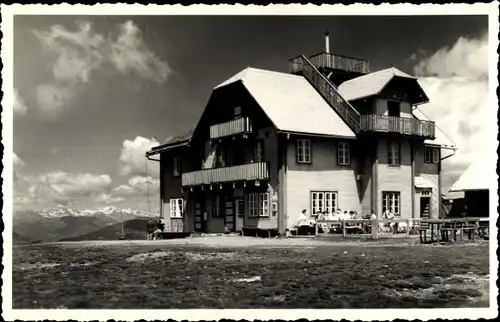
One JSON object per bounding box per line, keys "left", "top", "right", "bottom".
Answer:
{"left": 145, "top": 157, "right": 151, "bottom": 215}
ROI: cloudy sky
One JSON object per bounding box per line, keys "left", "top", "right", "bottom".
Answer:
{"left": 12, "top": 14, "right": 493, "bottom": 212}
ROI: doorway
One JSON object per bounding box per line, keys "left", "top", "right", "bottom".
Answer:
{"left": 235, "top": 199, "right": 244, "bottom": 232}
{"left": 420, "top": 197, "right": 431, "bottom": 219}
{"left": 194, "top": 199, "right": 204, "bottom": 233}
{"left": 224, "top": 197, "right": 235, "bottom": 232}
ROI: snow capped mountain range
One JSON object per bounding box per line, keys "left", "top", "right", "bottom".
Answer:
{"left": 38, "top": 206, "right": 158, "bottom": 219}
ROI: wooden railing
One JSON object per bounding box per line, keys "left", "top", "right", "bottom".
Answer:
{"left": 313, "top": 217, "right": 489, "bottom": 242}
{"left": 290, "top": 55, "right": 361, "bottom": 132}
{"left": 360, "top": 114, "right": 435, "bottom": 139}
{"left": 308, "top": 52, "right": 370, "bottom": 74}
{"left": 182, "top": 162, "right": 269, "bottom": 187}
{"left": 290, "top": 53, "right": 370, "bottom": 74}
{"left": 210, "top": 117, "right": 253, "bottom": 140}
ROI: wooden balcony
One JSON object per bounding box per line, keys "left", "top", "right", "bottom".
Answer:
{"left": 182, "top": 162, "right": 269, "bottom": 187}
{"left": 360, "top": 115, "right": 435, "bottom": 139}
{"left": 209, "top": 117, "right": 253, "bottom": 140}
{"left": 290, "top": 52, "right": 370, "bottom": 74}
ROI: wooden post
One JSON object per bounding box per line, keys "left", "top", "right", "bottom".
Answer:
{"left": 342, "top": 220, "right": 347, "bottom": 238}
{"left": 372, "top": 218, "right": 379, "bottom": 240}
{"left": 406, "top": 219, "right": 410, "bottom": 238}
{"left": 460, "top": 223, "right": 464, "bottom": 241}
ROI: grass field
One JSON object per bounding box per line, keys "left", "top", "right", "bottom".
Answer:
{"left": 12, "top": 238, "right": 490, "bottom": 309}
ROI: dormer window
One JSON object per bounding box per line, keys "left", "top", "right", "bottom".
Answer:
{"left": 388, "top": 101, "right": 401, "bottom": 117}
{"left": 234, "top": 106, "right": 242, "bottom": 118}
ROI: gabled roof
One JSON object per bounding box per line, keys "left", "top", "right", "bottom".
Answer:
{"left": 337, "top": 67, "right": 426, "bottom": 102}
{"left": 449, "top": 155, "right": 495, "bottom": 192}
{"left": 412, "top": 107, "right": 456, "bottom": 149}
{"left": 147, "top": 128, "right": 194, "bottom": 156}
{"left": 214, "top": 67, "right": 356, "bottom": 138}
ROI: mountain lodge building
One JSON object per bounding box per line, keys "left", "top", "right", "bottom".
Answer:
{"left": 146, "top": 33, "right": 456, "bottom": 235}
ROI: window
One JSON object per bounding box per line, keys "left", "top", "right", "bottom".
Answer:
{"left": 387, "top": 101, "right": 401, "bottom": 117}
{"left": 173, "top": 157, "right": 181, "bottom": 177}
{"left": 311, "top": 191, "right": 338, "bottom": 215}
{"left": 337, "top": 142, "right": 351, "bottom": 166}
{"left": 382, "top": 192, "right": 400, "bottom": 216}
{"left": 424, "top": 147, "right": 431, "bottom": 163}
{"left": 388, "top": 141, "right": 400, "bottom": 165}
{"left": 213, "top": 196, "right": 223, "bottom": 218}
{"left": 234, "top": 106, "right": 242, "bottom": 118}
{"left": 424, "top": 147, "right": 440, "bottom": 164}
{"left": 254, "top": 140, "right": 264, "bottom": 162}
{"left": 432, "top": 148, "right": 440, "bottom": 163}
{"left": 248, "top": 193, "right": 270, "bottom": 217}
{"left": 296, "top": 139, "right": 311, "bottom": 164}
{"left": 170, "top": 198, "right": 184, "bottom": 218}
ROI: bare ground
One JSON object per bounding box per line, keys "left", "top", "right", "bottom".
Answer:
{"left": 13, "top": 236, "right": 490, "bottom": 309}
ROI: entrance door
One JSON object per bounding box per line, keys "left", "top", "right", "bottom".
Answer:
{"left": 235, "top": 199, "right": 244, "bottom": 231}
{"left": 225, "top": 198, "right": 235, "bottom": 232}
{"left": 420, "top": 197, "right": 431, "bottom": 219}
{"left": 194, "top": 200, "right": 204, "bottom": 232}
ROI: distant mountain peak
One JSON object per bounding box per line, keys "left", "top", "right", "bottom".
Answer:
{"left": 37, "top": 206, "right": 158, "bottom": 218}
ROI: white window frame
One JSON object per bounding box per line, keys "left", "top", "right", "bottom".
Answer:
{"left": 424, "top": 147, "right": 440, "bottom": 164}
{"left": 382, "top": 192, "right": 400, "bottom": 216}
{"left": 248, "top": 193, "right": 270, "bottom": 217}
{"left": 170, "top": 198, "right": 184, "bottom": 218}
{"left": 173, "top": 157, "right": 181, "bottom": 177}
{"left": 424, "top": 147, "right": 432, "bottom": 163}
{"left": 311, "top": 191, "right": 338, "bottom": 215}
{"left": 388, "top": 141, "right": 400, "bottom": 165}
{"left": 432, "top": 148, "right": 440, "bottom": 163}
{"left": 337, "top": 142, "right": 351, "bottom": 166}
{"left": 296, "top": 139, "right": 311, "bottom": 164}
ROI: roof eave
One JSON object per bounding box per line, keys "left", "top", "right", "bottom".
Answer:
{"left": 277, "top": 130, "right": 357, "bottom": 139}
{"left": 147, "top": 141, "right": 190, "bottom": 156}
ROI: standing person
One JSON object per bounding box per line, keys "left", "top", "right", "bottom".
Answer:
{"left": 146, "top": 218, "right": 154, "bottom": 240}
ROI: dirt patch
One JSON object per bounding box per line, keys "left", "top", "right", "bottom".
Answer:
{"left": 383, "top": 272, "right": 489, "bottom": 307}
{"left": 125, "top": 251, "right": 174, "bottom": 263}
{"left": 19, "top": 262, "right": 61, "bottom": 270}
{"left": 183, "top": 251, "right": 236, "bottom": 261}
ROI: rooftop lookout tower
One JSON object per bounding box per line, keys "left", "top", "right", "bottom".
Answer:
{"left": 289, "top": 31, "right": 370, "bottom": 87}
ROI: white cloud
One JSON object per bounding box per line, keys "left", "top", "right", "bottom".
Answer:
{"left": 128, "top": 176, "right": 160, "bottom": 195}
{"left": 110, "top": 20, "right": 170, "bottom": 84}
{"left": 112, "top": 176, "right": 160, "bottom": 198}
{"left": 13, "top": 153, "right": 25, "bottom": 168}
{"left": 95, "top": 193, "right": 126, "bottom": 205}
{"left": 14, "top": 89, "right": 28, "bottom": 115}
{"left": 119, "top": 136, "right": 160, "bottom": 178}
{"left": 18, "top": 171, "right": 113, "bottom": 209}
{"left": 414, "top": 33, "right": 488, "bottom": 79}
{"left": 413, "top": 33, "right": 493, "bottom": 191}
{"left": 33, "top": 20, "right": 170, "bottom": 117}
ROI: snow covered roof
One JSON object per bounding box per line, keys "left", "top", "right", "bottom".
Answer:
{"left": 449, "top": 156, "right": 496, "bottom": 192}
{"left": 412, "top": 107, "right": 456, "bottom": 149}
{"left": 214, "top": 67, "right": 356, "bottom": 138}
{"left": 337, "top": 67, "right": 428, "bottom": 103}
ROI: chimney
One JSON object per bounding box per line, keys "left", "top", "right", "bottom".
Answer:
{"left": 324, "top": 30, "right": 330, "bottom": 54}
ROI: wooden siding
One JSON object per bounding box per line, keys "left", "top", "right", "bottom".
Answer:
{"left": 286, "top": 137, "right": 361, "bottom": 229}
{"left": 376, "top": 137, "right": 413, "bottom": 219}
{"left": 160, "top": 151, "right": 192, "bottom": 232}
{"left": 244, "top": 127, "right": 279, "bottom": 230}
{"left": 414, "top": 144, "right": 440, "bottom": 219}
